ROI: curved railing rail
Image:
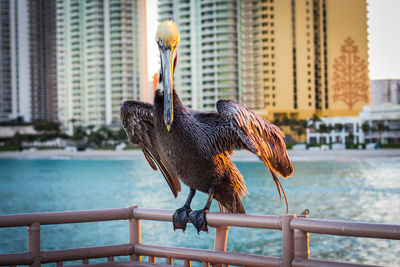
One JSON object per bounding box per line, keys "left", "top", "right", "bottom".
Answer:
{"left": 0, "top": 206, "right": 399, "bottom": 267}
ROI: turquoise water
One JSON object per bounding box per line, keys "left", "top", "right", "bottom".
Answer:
{"left": 0, "top": 158, "right": 399, "bottom": 266}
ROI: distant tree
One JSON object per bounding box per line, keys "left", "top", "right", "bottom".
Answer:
{"left": 88, "top": 131, "right": 105, "bottom": 147}
{"left": 308, "top": 114, "right": 320, "bottom": 129}
{"left": 16, "top": 116, "right": 24, "bottom": 124}
{"left": 293, "top": 124, "right": 306, "bottom": 139}
{"left": 33, "top": 121, "right": 61, "bottom": 133}
{"left": 86, "top": 125, "right": 96, "bottom": 133}
{"left": 282, "top": 115, "right": 290, "bottom": 125}
{"left": 361, "top": 122, "right": 370, "bottom": 133}
{"left": 115, "top": 127, "right": 128, "bottom": 142}
{"left": 318, "top": 124, "right": 330, "bottom": 133}
{"left": 311, "top": 114, "right": 320, "bottom": 122}
{"left": 347, "top": 132, "right": 355, "bottom": 144}
{"left": 374, "top": 122, "right": 388, "bottom": 144}
{"left": 334, "top": 123, "right": 343, "bottom": 132}
{"left": 376, "top": 122, "right": 387, "bottom": 132}
{"left": 9, "top": 131, "right": 23, "bottom": 148}
{"left": 98, "top": 126, "right": 113, "bottom": 140}
{"left": 71, "top": 126, "right": 86, "bottom": 141}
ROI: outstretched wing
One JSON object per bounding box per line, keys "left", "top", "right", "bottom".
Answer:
{"left": 120, "top": 101, "right": 181, "bottom": 197}
{"left": 216, "top": 100, "right": 293, "bottom": 213}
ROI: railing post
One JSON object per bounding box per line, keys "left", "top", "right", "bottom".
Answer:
{"left": 28, "top": 223, "right": 41, "bottom": 267}
{"left": 294, "top": 229, "right": 309, "bottom": 260}
{"left": 213, "top": 225, "right": 229, "bottom": 251}
{"left": 281, "top": 215, "right": 295, "bottom": 267}
{"left": 294, "top": 213, "right": 310, "bottom": 262}
{"left": 213, "top": 225, "right": 229, "bottom": 267}
{"left": 130, "top": 206, "right": 141, "bottom": 262}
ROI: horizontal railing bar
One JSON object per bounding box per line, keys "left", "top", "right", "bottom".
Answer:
{"left": 0, "top": 252, "right": 34, "bottom": 265}
{"left": 291, "top": 218, "right": 400, "bottom": 240}
{"left": 0, "top": 207, "right": 133, "bottom": 227}
{"left": 68, "top": 261, "right": 172, "bottom": 267}
{"left": 293, "top": 258, "right": 381, "bottom": 267}
{"left": 133, "top": 208, "right": 282, "bottom": 229}
{"left": 40, "top": 244, "right": 133, "bottom": 263}
{"left": 134, "top": 243, "right": 281, "bottom": 267}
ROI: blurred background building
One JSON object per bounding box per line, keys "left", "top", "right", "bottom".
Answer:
{"left": 29, "top": 0, "right": 58, "bottom": 122}
{"left": 0, "top": 0, "right": 148, "bottom": 133}
{"left": 370, "top": 79, "right": 400, "bottom": 105}
{"left": 0, "top": 0, "right": 31, "bottom": 123}
{"left": 0, "top": 0, "right": 380, "bottom": 140}
{"left": 158, "top": 0, "right": 239, "bottom": 111}
{"left": 56, "top": 0, "right": 148, "bottom": 132}
{"left": 240, "top": 0, "right": 369, "bottom": 121}
{"left": 159, "top": 0, "right": 369, "bottom": 119}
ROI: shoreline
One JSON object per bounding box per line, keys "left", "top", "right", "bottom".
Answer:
{"left": 1, "top": 149, "right": 400, "bottom": 162}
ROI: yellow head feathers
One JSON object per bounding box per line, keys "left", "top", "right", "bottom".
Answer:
{"left": 156, "top": 20, "right": 180, "bottom": 48}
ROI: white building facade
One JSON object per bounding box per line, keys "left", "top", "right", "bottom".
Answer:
{"left": 307, "top": 117, "right": 362, "bottom": 145}
{"left": 158, "top": 0, "right": 239, "bottom": 111}
{"left": 359, "top": 105, "right": 400, "bottom": 144}
{"left": 56, "top": 0, "right": 148, "bottom": 133}
{"left": 307, "top": 105, "right": 400, "bottom": 145}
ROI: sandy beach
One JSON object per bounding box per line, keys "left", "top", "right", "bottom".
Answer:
{"left": 1, "top": 148, "right": 400, "bottom": 162}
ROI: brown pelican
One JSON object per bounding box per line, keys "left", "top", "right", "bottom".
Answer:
{"left": 121, "top": 20, "right": 293, "bottom": 233}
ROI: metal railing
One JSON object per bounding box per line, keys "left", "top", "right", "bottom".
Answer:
{"left": 0, "top": 206, "right": 399, "bottom": 267}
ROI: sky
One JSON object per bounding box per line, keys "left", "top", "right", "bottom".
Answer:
{"left": 367, "top": 0, "right": 400, "bottom": 79}
{"left": 146, "top": 0, "right": 400, "bottom": 81}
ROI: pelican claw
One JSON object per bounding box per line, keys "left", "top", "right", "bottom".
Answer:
{"left": 172, "top": 206, "right": 192, "bottom": 232}
{"left": 189, "top": 209, "right": 209, "bottom": 234}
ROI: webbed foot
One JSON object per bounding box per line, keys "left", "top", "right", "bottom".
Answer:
{"left": 189, "top": 209, "right": 208, "bottom": 234}
{"left": 172, "top": 206, "right": 192, "bottom": 232}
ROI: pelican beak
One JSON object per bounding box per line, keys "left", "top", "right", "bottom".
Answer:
{"left": 158, "top": 40, "right": 176, "bottom": 132}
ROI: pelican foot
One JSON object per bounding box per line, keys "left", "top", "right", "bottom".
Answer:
{"left": 189, "top": 209, "right": 208, "bottom": 234}
{"left": 173, "top": 206, "right": 192, "bottom": 232}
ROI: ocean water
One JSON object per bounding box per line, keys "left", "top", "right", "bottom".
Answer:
{"left": 0, "top": 158, "right": 399, "bottom": 266}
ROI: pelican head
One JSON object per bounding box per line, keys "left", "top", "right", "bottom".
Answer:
{"left": 156, "top": 20, "right": 180, "bottom": 131}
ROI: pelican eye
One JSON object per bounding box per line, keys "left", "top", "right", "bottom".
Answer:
{"left": 157, "top": 39, "right": 170, "bottom": 50}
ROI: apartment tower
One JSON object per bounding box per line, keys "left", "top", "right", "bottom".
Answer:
{"left": 0, "top": 0, "right": 31, "bottom": 122}
{"left": 240, "top": 0, "right": 369, "bottom": 120}
{"left": 57, "top": 0, "right": 148, "bottom": 132}
{"left": 158, "top": 0, "right": 239, "bottom": 111}
{"left": 29, "top": 0, "right": 58, "bottom": 122}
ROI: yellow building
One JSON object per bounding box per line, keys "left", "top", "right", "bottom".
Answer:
{"left": 240, "top": 0, "right": 369, "bottom": 120}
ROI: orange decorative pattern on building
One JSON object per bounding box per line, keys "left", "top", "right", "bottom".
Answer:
{"left": 332, "top": 37, "right": 369, "bottom": 110}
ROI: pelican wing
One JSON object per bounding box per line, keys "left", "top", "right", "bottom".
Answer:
{"left": 216, "top": 100, "right": 293, "bottom": 212}
{"left": 121, "top": 101, "right": 181, "bottom": 198}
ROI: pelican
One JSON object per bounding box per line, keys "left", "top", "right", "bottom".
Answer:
{"left": 121, "top": 20, "right": 293, "bottom": 233}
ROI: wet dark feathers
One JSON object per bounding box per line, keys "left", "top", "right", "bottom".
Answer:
{"left": 120, "top": 101, "right": 182, "bottom": 197}
{"left": 120, "top": 97, "right": 293, "bottom": 213}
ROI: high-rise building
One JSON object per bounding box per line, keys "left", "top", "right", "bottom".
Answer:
{"left": 370, "top": 79, "right": 400, "bottom": 106}
{"left": 0, "top": 0, "right": 31, "bottom": 122}
{"left": 1, "top": 0, "right": 59, "bottom": 123}
{"left": 57, "top": 0, "right": 148, "bottom": 132}
{"left": 0, "top": 0, "right": 12, "bottom": 121}
{"left": 29, "top": 0, "right": 58, "bottom": 122}
{"left": 239, "top": 0, "right": 369, "bottom": 120}
{"left": 241, "top": 0, "right": 369, "bottom": 120}
{"left": 159, "top": 0, "right": 369, "bottom": 119}
{"left": 158, "top": 0, "right": 239, "bottom": 111}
